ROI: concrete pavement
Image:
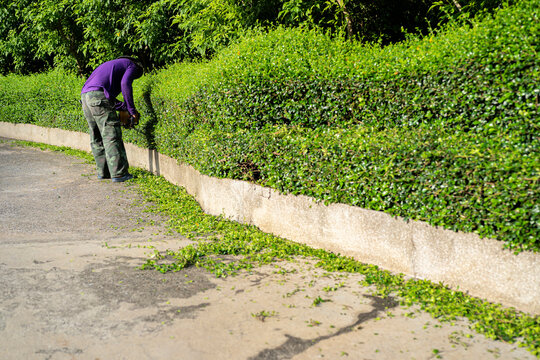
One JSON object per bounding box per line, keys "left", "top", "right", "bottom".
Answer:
{"left": 0, "top": 139, "right": 534, "bottom": 360}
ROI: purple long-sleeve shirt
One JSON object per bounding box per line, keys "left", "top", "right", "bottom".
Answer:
{"left": 81, "top": 58, "right": 142, "bottom": 115}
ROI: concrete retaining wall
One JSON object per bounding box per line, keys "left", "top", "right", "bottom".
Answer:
{"left": 2, "top": 121, "right": 538, "bottom": 314}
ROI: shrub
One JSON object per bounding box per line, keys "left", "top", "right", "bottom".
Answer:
{"left": 0, "top": 0, "right": 537, "bottom": 252}
{"left": 147, "top": 0, "right": 539, "bottom": 252}
{"left": 0, "top": 70, "right": 86, "bottom": 131}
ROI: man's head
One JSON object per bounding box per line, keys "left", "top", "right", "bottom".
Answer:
{"left": 118, "top": 56, "right": 144, "bottom": 78}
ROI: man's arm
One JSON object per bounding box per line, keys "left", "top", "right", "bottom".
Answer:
{"left": 120, "top": 64, "right": 140, "bottom": 116}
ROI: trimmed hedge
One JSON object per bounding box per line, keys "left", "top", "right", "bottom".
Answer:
{"left": 0, "top": 70, "right": 86, "bottom": 132}
{"left": 0, "top": 0, "right": 538, "bottom": 252}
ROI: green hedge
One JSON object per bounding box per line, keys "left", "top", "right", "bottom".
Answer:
{"left": 0, "top": 71, "right": 86, "bottom": 132}
{"left": 0, "top": 0, "right": 537, "bottom": 252}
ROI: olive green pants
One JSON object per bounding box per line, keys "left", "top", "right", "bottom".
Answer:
{"left": 81, "top": 91, "right": 129, "bottom": 179}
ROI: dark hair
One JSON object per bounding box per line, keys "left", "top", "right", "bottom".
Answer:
{"left": 117, "top": 56, "right": 144, "bottom": 74}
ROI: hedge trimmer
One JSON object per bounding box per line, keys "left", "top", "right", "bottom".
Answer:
{"left": 118, "top": 110, "right": 139, "bottom": 130}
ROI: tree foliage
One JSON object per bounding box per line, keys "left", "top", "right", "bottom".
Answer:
{"left": 0, "top": 0, "right": 509, "bottom": 75}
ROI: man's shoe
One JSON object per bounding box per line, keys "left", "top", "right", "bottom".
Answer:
{"left": 112, "top": 174, "right": 133, "bottom": 182}
{"left": 98, "top": 175, "right": 111, "bottom": 180}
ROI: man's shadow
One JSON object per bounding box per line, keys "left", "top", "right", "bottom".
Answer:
{"left": 141, "top": 88, "right": 161, "bottom": 175}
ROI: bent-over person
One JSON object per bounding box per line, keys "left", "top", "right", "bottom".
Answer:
{"left": 81, "top": 56, "right": 143, "bottom": 182}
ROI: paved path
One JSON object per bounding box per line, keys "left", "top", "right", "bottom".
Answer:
{"left": 0, "top": 139, "right": 533, "bottom": 360}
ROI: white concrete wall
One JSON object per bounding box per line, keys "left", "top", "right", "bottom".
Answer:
{"left": 2, "top": 121, "right": 538, "bottom": 314}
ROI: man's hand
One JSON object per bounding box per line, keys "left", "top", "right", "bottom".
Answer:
{"left": 130, "top": 112, "right": 141, "bottom": 129}
{"left": 131, "top": 112, "right": 140, "bottom": 127}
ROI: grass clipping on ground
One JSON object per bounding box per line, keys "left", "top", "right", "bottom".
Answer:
{"left": 10, "top": 140, "right": 540, "bottom": 356}
{"left": 128, "top": 168, "right": 540, "bottom": 356}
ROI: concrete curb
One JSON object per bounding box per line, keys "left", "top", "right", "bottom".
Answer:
{"left": 2, "top": 121, "right": 538, "bottom": 314}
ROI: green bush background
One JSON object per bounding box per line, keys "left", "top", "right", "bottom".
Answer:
{"left": 0, "top": 0, "right": 537, "bottom": 252}
{"left": 0, "top": 0, "right": 507, "bottom": 75}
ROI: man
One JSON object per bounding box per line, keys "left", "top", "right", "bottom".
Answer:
{"left": 81, "top": 56, "right": 143, "bottom": 182}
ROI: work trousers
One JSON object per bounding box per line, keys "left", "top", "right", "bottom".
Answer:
{"left": 81, "top": 91, "right": 129, "bottom": 179}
